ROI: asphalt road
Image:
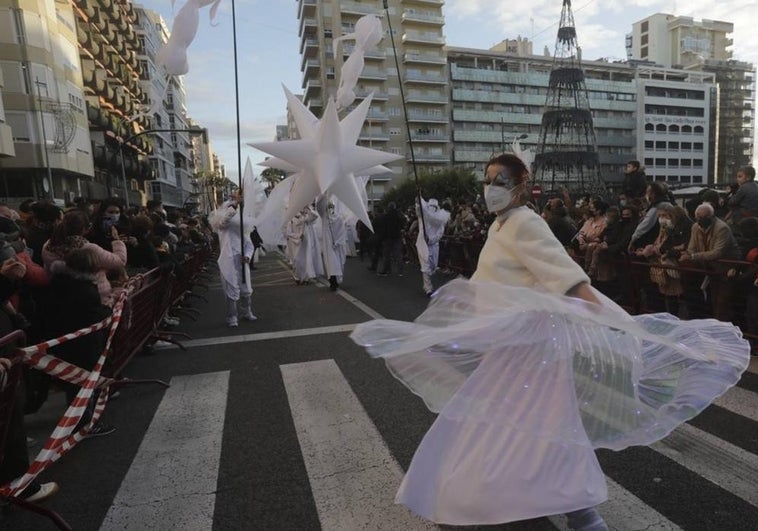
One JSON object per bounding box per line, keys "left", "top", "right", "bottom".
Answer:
{"left": 5, "top": 253, "right": 758, "bottom": 531}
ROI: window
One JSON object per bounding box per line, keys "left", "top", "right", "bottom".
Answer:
{"left": 324, "top": 29, "right": 332, "bottom": 39}
{"left": 641, "top": 34, "right": 648, "bottom": 46}
{"left": 645, "top": 123, "right": 654, "bottom": 132}
{"left": 668, "top": 141, "right": 679, "bottom": 150}
{"left": 641, "top": 46, "right": 648, "bottom": 58}
{"left": 645, "top": 140, "right": 654, "bottom": 149}
{"left": 668, "top": 159, "right": 679, "bottom": 167}
{"left": 6, "top": 112, "right": 32, "bottom": 142}
{"left": 655, "top": 141, "right": 666, "bottom": 150}
{"left": 655, "top": 158, "right": 666, "bottom": 166}
{"left": 693, "top": 159, "right": 703, "bottom": 168}
{"left": 669, "top": 125, "right": 679, "bottom": 133}
{"left": 644, "top": 158, "right": 654, "bottom": 166}
{"left": 641, "top": 21, "right": 649, "bottom": 33}
{"left": 656, "top": 124, "right": 666, "bottom": 132}
{"left": 694, "top": 142, "right": 704, "bottom": 150}
{"left": 681, "top": 159, "right": 692, "bottom": 167}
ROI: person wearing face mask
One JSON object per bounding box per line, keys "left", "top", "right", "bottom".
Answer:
{"left": 316, "top": 197, "right": 346, "bottom": 291}
{"left": 680, "top": 202, "right": 740, "bottom": 321}
{"left": 351, "top": 152, "right": 752, "bottom": 530}
{"left": 209, "top": 189, "right": 256, "bottom": 327}
{"left": 637, "top": 204, "right": 691, "bottom": 316}
{"left": 88, "top": 198, "right": 130, "bottom": 253}
{"left": 415, "top": 197, "right": 450, "bottom": 296}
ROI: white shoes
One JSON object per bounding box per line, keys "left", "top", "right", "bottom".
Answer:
{"left": 241, "top": 311, "right": 257, "bottom": 321}
{"left": 22, "top": 482, "right": 59, "bottom": 503}
{"left": 226, "top": 316, "right": 238, "bottom": 327}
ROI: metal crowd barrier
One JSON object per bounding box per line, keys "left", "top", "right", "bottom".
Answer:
{"left": 0, "top": 330, "right": 72, "bottom": 530}
{"left": 0, "top": 244, "right": 214, "bottom": 529}
{"left": 437, "top": 236, "right": 757, "bottom": 349}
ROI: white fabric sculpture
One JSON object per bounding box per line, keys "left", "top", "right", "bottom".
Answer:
{"left": 249, "top": 87, "right": 402, "bottom": 232}
{"left": 334, "top": 15, "right": 384, "bottom": 110}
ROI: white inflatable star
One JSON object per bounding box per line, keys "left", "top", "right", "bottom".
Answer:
{"left": 249, "top": 93, "right": 402, "bottom": 229}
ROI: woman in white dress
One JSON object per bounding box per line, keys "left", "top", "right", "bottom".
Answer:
{"left": 351, "top": 154, "right": 749, "bottom": 529}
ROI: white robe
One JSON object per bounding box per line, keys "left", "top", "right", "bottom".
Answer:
{"left": 286, "top": 215, "right": 304, "bottom": 266}
{"left": 317, "top": 201, "right": 347, "bottom": 278}
{"left": 352, "top": 207, "right": 750, "bottom": 526}
{"left": 415, "top": 200, "right": 450, "bottom": 274}
{"left": 294, "top": 209, "right": 323, "bottom": 281}
{"left": 397, "top": 207, "right": 607, "bottom": 524}
{"left": 211, "top": 201, "right": 254, "bottom": 300}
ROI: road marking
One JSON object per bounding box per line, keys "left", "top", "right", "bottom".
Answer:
{"left": 153, "top": 324, "right": 359, "bottom": 350}
{"left": 714, "top": 385, "right": 758, "bottom": 422}
{"left": 280, "top": 359, "right": 435, "bottom": 530}
{"left": 549, "top": 477, "right": 682, "bottom": 530}
{"left": 100, "top": 371, "right": 229, "bottom": 530}
{"left": 653, "top": 423, "right": 758, "bottom": 507}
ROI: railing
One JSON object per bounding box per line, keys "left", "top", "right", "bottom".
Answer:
{"left": 436, "top": 235, "right": 758, "bottom": 349}
{"left": 0, "top": 245, "right": 214, "bottom": 528}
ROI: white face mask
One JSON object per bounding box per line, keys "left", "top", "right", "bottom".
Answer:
{"left": 484, "top": 184, "right": 513, "bottom": 213}
{"left": 659, "top": 218, "right": 673, "bottom": 229}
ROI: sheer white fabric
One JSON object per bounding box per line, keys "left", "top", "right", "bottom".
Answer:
{"left": 351, "top": 278, "right": 749, "bottom": 451}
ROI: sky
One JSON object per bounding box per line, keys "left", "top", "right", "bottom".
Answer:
{"left": 134, "top": 0, "right": 758, "bottom": 182}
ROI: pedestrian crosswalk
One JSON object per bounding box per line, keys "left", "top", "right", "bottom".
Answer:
{"left": 77, "top": 357, "right": 757, "bottom": 531}
{"left": 11, "top": 256, "right": 758, "bottom": 531}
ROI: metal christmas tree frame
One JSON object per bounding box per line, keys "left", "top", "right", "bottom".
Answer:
{"left": 533, "top": 0, "right": 609, "bottom": 199}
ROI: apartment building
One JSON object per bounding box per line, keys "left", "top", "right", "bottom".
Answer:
{"left": 0, "top": 0, "right": 95, "bottom": 204}
{"left": 296, "top": 0, "right": 448, "bottom": 201}
{"left": 636, "top": 66, "right": 716, "bottom": 186}
{"left": 447, "top": 46, "right": 637, "bottom": 187}
{"left": 0, "top": 70, "right": 16, "bottom": 159}
{"left": 627, "top": 13, "right": 755, "bottom": 183}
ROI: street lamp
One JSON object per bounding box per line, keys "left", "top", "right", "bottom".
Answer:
{"left": 118, "top": 126, "right": 207, "bottom": 208}
{"left": 34, "top": 78, "right": 53, "bottom": 199}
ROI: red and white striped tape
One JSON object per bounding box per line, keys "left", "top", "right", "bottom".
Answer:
{"left": 0, "top": 288, "right": 129, "bottom": 497}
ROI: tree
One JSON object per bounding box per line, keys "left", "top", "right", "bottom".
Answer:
{"left": 261, "top": 167, "right": 286, "bottom": 194}
{"left": 379, "top": 167, "right": 480, "bottom": 211}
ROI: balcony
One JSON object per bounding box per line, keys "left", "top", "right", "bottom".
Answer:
{"left": 299, "top": 17, "right": 317, "bottom": 37}
{"left": 359, "top": 67, "right": 388, "bottom": 81}
{"left": 298, "top": 0, "right": 317, "bottom": 19}
{"left": 342, "top": 44, "right": 386, "bottom": 60}
{"left": 402, "top": 0, "right": 444, "bottom": 5}
{"left": 403, "top": 52, "right": 446, "bottom": 65}
{"left": 407, "top": 110, "right": 448, "bottom": 123}
{"left": 355, "top": 89, "right": 389, "bottom": 101}
{"left": 403, "top": 71, "right": 447, "bottom": 85}
{"left": 358, "top": 131, "right": 390, "bottom": 143}
{"left": 409, "top": 131, "right": 448, "bottom": 142}
{"left": 300, "top": 36, "right": 319, "bottom": 56}
{"left": 341, "top": 1, "right": 379, "bottom": 16}
{"left": 402, "top": 31, "right": 445, "bottom": 45}
{"left": 405, "top": 91, "right": 446, "bottom": 103}
{"left": 303, "top": 78, "right": 322, "bottom": 98}
{"left": 408, "top": 151, "right": 449, "bottom": 162}
{"left": 303, "top": 58, "right": 321, "bottom": 75}
{"left": 401, "top": 11, "right": 444, "bottom": 26}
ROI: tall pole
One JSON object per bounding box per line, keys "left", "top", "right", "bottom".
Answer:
{"left": 382, "top": 0, "right": 427, "bottom": 243}
{"left": 231, "top": 0, "right": 246, "bottom": 283}
{"left": 34, "top": 78, "right": 52, "bottom": 199}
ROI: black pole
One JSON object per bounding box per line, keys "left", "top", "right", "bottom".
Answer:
{"left": 232, "top": 0, "right": 246, "bottom": 284}
{"left": 383, "top": 1, "right": 428, "bottom": 244}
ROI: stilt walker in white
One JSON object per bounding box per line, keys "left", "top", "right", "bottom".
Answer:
{"left": 210, "top": 189, "right": 256, "bottom": 327}
{"left": 416, "top": 198, "right": 450, "bottom": 295}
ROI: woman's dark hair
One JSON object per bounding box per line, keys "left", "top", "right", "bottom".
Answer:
{"left": 648, "top": 181, "right": 667, "bottom": 202}
{"left": 591, "top": 198, "right": 609, "bottom": 215}
{"left": 627, "top": 160, "right": 641, "bottom": 171}
{"left": 485, "top": 154, "right": 529, "bottom": 185}
{"left": 49, "top": 210, "right": 89, "bottom": 245}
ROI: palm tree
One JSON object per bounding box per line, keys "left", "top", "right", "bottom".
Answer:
{"left": 260, "top": 167, "right": 286, "bottom": 194}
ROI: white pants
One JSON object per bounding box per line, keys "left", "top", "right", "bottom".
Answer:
{"left": 222, "top": 254, "right": 252, "bottom": 301}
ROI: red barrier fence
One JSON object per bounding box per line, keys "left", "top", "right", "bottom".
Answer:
{"left": 438, "top": 236, "right": 758, "bottom": 350}
{"left": 0, "top": 245, "right": 213, "bottom": 529}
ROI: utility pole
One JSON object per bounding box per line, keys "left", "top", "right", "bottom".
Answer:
{"left": 34, "top": 78, "right": 53, "bottom": 199}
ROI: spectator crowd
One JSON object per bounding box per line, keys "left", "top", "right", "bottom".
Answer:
{"left": 0, "top": 197, "right": 214, "bottom": 503}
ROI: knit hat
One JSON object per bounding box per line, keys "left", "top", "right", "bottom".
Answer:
{"left": 0, "top": 241, "right": 17, "bottom": 263}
